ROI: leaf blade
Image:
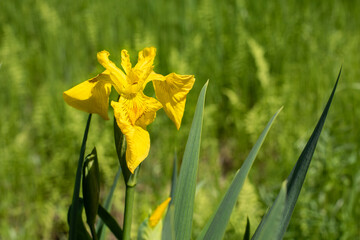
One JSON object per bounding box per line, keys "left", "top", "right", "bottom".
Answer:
{"left": 252, "top": 68, "right": 341, "bottom": 239}
{"left": 282, "top": 68, "right": 340, "bottom": 237}
{"left": 96, "top": 166, "right": 122, "bottom": 240}
{"left": 197, "top": 107, "right": 282, "bottom": 240}
{"left": 69, "top": 114, "right": 92, "bottom": 240}
{"left": 67, "top": 198, "right": 92, "bottom": 240}
{"left": 243, "top": 217, "right": 251, "bottom": 240}
{"left": 252, "top": 181, "right": 287, "bottom": 240}
{"left": 162, "top": 153, "right": 178, "bottom": 240}
{"left": 97, "top": 204, "right": 123, "bottom": 240}
{"left": 173, "top": 81, "right": 208, "bottom": 240}
{"left": 83, "top": 148, "right": 100, "bottom": 227}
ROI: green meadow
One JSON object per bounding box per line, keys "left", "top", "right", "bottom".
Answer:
{"left": 1, "top": 0, "right": 359, "bottom": 239}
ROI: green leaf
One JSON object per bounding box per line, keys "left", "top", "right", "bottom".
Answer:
{"left": 162, "top": 205, "right": 175, "bottom": 240}
{"left": 69, "top": 114, "right": 92, "bottom": 240}
{"left": 170, "top": 152, "right": 177, "bottom": 202}
{"left": 252, "top": 181, "right": 286, "bottom": 240}
{"left": 252, "top": 68, "right": 341, "bottom": 239}
{"left": 243, "top": 217, "right": 251, "bottom": 240}
{"left": 162, "top": 153, "right": 177, "bottom": 240}
{"left": 67, "top": 198, "right": 92, "bottom": 240}
{"left": 173, "top": 81, "right": 208, "bottom": 240}
{"left": 83, "top": 148, "right": 100, "bottom": 228}
{"left": 197, "top": 107, "right": 282, "bottom": 240}
{"left": 97, "top": 204, "right": 123, "bottom": 240}
{"left": 96, "top": 166, "right": 122, "bottom": 240}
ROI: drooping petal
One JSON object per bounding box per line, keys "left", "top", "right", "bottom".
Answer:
{"left": 152, "top": 73, "right": 195, "bottom": 129}
{"left": 97, "top": 50, "right": 127, "bottom": 94}
{"left": 63, "top": 72, "right": 112, "bottom": 120}
{"left": 111, "top": 93, "right": 162, "bottom": 173}
{"left": 149, "top": 197, "right": 171, "bottom": 228}
{"left": 124, "top": 125, "right": 149, "bottom": 174}
{"left": 115, "top": 119, "right": 150, "bottom": 173}
{"left": 133, "top": 47, "right": 156, "bottom": 86}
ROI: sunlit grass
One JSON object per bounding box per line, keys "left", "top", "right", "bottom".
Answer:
{"left": 0, "top": 0, "right": 359, "bottom": 239}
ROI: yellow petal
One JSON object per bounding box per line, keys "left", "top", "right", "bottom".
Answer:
{"left": 133, "top": 47, "right": 156, "bottom": 85}
{"left": 119, "top": 122, "right": 150, "bottom": 173}
{"left": 152, "top": 73, "right": 195, "bottom": 129}
{"left": 149, "top": 197, "right": 171, "bottom": 228}
{"left": 135, "top": 94, "right": 163, "bottom": 129}
{"left": 111, "top": 93, "right": 162, "bottom": 173}
{"left": 121, "top": 49, "right": 132, "bottom": 74}
{"left": 63, "top": 72, "right": 112, "bottom": 120}
{"left": 144, "top": 71, "right": 165, "bottom": 88}
{"left": 97, "top": 50, "right": 127, "bottom": 94}
{"left": 112, "top": 93, "right": 162, "bottom": 126}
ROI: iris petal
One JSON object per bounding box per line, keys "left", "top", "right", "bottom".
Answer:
{"left": 152, "top": 73, "right": 195, "bottom": 129}
{"left": 97, "top": 50, "right": 127, "bottom": 94}
{"left": 121, "top": 50, "right": 132, "bottom": 75}
{"left": 135, "top": 94, "right": 163, "bottom": 128}
{"left": 63, "top": 72, "right": 112, "bottom": 120}
{"left": 149, "top": 197, "right": 171, "bottom": 228}
{"left": 118, "top": 121, "right": 150, "bottom": 174}
{"left": 111, "top": 93, "right": 162, "bottom": 173}
{"left": 133, "top": 47, "right": 156, "bottom": 86}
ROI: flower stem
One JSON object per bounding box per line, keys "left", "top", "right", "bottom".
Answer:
{"left": 123, "top": 185, "right": 135, "bottom": 240}
{"left": 69, "top": 114, "right": 92, "bottom": 240}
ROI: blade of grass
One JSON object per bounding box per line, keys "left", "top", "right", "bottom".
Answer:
{"left": 69, "top": 114, "right": 92, "bottom": 240}
{"left": 252, "top": 68, "right": 341, "bottom": 239}
{"left": 197, "top": 107, "right": 282, "bottom": 240}
{"left": 173, "top": 81, "right": 208, "bottom": 240}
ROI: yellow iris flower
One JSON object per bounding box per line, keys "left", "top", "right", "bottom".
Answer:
{"left": 149, "top": 197, "right": 171, "bottom": 228}
{"left": 63, "top": 47, "right": 195, "bottom": 173}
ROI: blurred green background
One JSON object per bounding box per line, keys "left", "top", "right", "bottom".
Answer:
{"left": 1, "top": 0, "right": 359, "bottom": 239}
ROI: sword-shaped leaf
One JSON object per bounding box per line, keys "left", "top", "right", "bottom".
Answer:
{"left": 173, "top": 81, "right": 208, "bottom": 240}
{"left": 252, "top": 181, "right": 287, "bottom": 240}
{"left": 252, "top": 68, "right": 341, "bottom": 239}
{"left": 197, "top": 107, "right": 282, "bottom": 240}
{"left": 96, "top": 166, "right": 122, "bottom": 240}
{"left": 162, "top": 153, "right": 177, "bottom": 240}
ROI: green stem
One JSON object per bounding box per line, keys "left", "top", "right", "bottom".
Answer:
{"left": 69, "top": 114, "right": 92, "bottom": 240}
{"left": 123, "top": 185, "right": 135, "bottom": 240}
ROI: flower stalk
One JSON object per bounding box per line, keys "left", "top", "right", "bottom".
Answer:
{"left": 123, "top": 185, "right": 135, "bottom": 240}
{"left": 122, "top": 165, "right": 140, "bottom": 240}
{"left": 69, "top": 114, "right": 92, "bottom": 240}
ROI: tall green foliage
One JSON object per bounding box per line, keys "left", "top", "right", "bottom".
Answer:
{"left": 1, "top": 0, "right": 359, "bottom": 239}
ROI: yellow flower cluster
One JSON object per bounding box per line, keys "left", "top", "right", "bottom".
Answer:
{"left": 63, "top": 47, "right": 195, "bottom": 173}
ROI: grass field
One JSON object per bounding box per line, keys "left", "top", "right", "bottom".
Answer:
{"left": 1, "top": 0, "right": 359, "bottom": 239}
